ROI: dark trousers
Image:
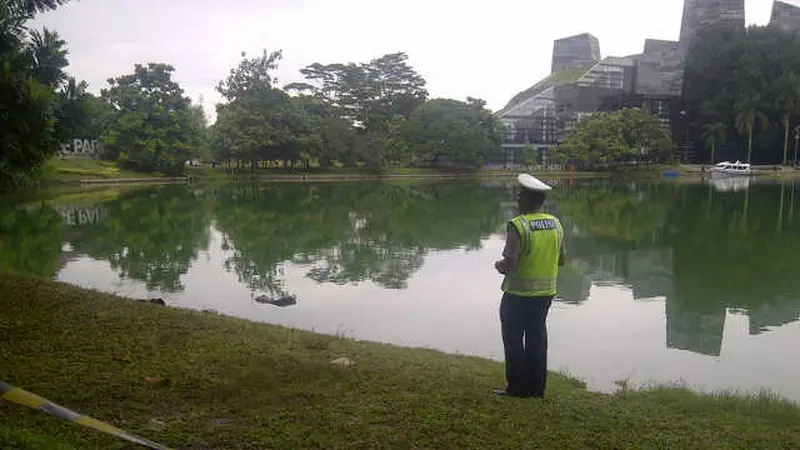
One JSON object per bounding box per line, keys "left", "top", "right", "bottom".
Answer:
{"left": 499, "top": 292, "right": 553, "bottom": 397}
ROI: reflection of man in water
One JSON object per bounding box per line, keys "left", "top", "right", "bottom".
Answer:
{"left": 493, "top": 174, "right": 565, "bottom": 399}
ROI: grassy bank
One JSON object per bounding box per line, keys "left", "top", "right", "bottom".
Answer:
{"left": 42, "top": 159, "right": 165, "bottom": 182}
{"left": 0, "top": 425, "right": 74, "bottom": 450}
{"left": 40, "top": 160, "right": 606, "bottom": 186}
{"left": 40, "top": 159, "right": 800, "bottom": 189}
{"left": 186, "top": 166, "right": 609, "bottom": 182}
{"left": 2, "top": 274, "right": 799, "bottom": 449}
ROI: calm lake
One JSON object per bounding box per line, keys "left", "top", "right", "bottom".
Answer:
{"left": 2, "top": 177, "right": 800, "bottom": 401}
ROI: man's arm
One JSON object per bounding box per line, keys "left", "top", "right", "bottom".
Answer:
{"left": 559, "top": 241, "right": 566, "bottom": 267}
{"left": 495, "top": 223, "right": 520, "bottom": 275}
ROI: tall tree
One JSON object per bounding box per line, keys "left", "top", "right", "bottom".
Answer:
{"left": 188, "top": 103, "right": 210, "bottom": 162}
{"left": 214, "top": 49, "right": 296, "bottom": 169}
{"left": 217, "top": 50, "right": 282, "bottom": 102}
{"left": 398, "top": 98, "right": 501, "bottom": 169}
{"left": 361, "top": 52, "right": 428, "bottom": 131}
{"left": 101, "top": 63, "right": 200, "bottom": 173}
{"left": 27, "top": 27, "right": 68, "bottom": 87}
{"left": 772, "top": 72, "right": 800, "bottom": 165}
{"left": 684, "top": 24, "right": 800, "bottom": 163}
{"left": 702, "top": 122, "right": 726, "bottom": 164}
{"left": 0, "top": 0, "right": 62, "bottom": 190}
{"left": 734, "top": 94, "right": 767, "bottom": 163}
{"left": 295, "top": 52, "right": 427, "bottom": 132}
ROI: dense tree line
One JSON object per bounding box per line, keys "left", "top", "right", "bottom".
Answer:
{"left": 210, "top": 51, "right": 502, "bottom": 172}
{"left": 684, "top": 24, "right": 800, "bottom": 165}
{"left": 6, "top": 180, "right": 800, "bottom": 321}
{"left": 1, "top": 0, "right": 77, "bottom": 189}
{"left": 0, "top": 0, "right": 207, "bottom": 188}
{"left": 1, "top": 0, "right": 502, "bottom": 191}
{"left": 14, "top": 2, "right": 800, "bottom": 186}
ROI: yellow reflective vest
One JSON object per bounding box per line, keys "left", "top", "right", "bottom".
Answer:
{"left": 501, "top": 212, "right": 564, "bottom": 297}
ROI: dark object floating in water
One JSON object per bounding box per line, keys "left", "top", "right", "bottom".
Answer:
{"left": 254, "top": 294, "right": 297, "bottom": 307}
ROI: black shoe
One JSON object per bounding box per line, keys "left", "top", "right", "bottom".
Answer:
{"left": 491, "top": 388, "right": 529, "bottom": 398}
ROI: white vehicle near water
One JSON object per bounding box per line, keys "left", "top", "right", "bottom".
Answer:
{"left": 709, "top": 160, "right": 753, "bottom": 177}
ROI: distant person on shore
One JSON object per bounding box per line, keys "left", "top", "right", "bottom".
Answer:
{"left": 493, "top": 174, "right": 565, "bottom": 399}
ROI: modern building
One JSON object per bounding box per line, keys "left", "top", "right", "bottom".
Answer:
{"left": 494, "top": 43, "right": 682, "bottom": 166}
{"left": 492, "top": 0, "right": 749, "bottom": 168}
{"left": 769, "top": 0, "right": 800, "bottom": 34}
{"left": 551, "top": 33, "right": 601, "bottom": 74}
{"left": 679, "top": 0, "right": 746, "bottom": 47}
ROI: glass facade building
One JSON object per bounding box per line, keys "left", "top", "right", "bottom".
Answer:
{"left": 679, "top": 0, "right": 745, "bottom": 46}
{"left": 494, "top": 0, "right": 749, "bottom": 167}
{"left": 770, "top": 0, "right": 800, "bottom": 34}
{"left": 551, "top": 33, "right": 601, "bottom": 74}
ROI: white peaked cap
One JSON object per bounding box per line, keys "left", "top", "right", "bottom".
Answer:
{"left": 517, "top": 173, "right": 553, "bottom": 191}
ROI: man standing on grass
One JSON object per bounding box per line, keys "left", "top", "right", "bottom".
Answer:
{"left": 493, "top": 173, "right": 565, "bottom": 399}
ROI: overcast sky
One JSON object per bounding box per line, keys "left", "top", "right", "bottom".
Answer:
{"left": 31, "top": 0, "right": 795, "bottom": 122}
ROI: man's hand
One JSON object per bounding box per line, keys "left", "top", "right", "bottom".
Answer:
{"left": 495, "top": 260, "right": 509, "bottom": 275}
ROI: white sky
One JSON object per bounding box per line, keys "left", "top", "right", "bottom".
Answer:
{"left": 31, "top": 0, "right": 796, "bottom": 123}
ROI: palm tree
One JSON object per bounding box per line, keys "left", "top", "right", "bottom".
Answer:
{"left": 773, "top": 73, "right": 800, "bottom": 166}
{"left": 735, "top": 94, "right": 768, "bottom": 163}
{"left": 702, "top": 122, "right": 726, "bottom": 164}
{"left": 27, "top": 27, "right": 69, "bottom": 87}
{"left": 8, "top": 0, "right": 70, "bottom": 17}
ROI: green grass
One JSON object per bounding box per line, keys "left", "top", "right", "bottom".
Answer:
{"left": 2, "top": 273, "right": 799, "bottom": 449}
{"left": 42, "top": 159, "right": 166, "bottom": 181}
{"left": 0, "top": 425, "right": 76, "bottom": 450}
{"left": 187, "top": 165, "right": 454, "bottom": 177}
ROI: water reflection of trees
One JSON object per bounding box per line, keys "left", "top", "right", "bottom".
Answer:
{"left": 0, "top": 203, "right": 66, "bottom": 277}
{"left": 5, "top": 178, "right": 800, "bottom": 358}
{"left": 66, "top": 185, "right": 213, "bottom": 292}
{"left": 2, "top": 182, "right": 509, "bottom": 295}
{"left": 212, "top": 182, "right": 509, "bottom": 292}
{"left": 550, "top": 181, "right": 675, "bottom": 249}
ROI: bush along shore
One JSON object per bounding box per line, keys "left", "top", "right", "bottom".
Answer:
{"left": 1, "top": 273, "right": 800, "bottom": 449}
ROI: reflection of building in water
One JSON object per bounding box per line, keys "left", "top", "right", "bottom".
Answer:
{"left": 626, "top": 248, "right": 674, "bottom": 300}
{"left": 566, "top": 238, "right": 674, "bottom": 301}
{"left": 566, "top": 236, "right": 729, "bottom": 356}
{"left": 710, "top": 177, "right": 751, "bottom": 193}
{"left": 747, "top": 296, "right": 800, "bottom": 335}
{"left": 665, "top": 299, "right": 726, "bottom": 356}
